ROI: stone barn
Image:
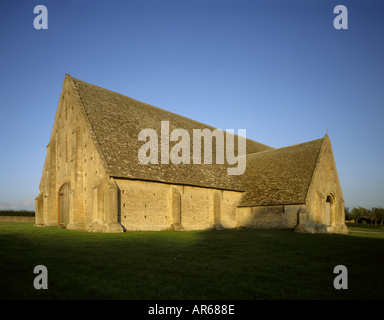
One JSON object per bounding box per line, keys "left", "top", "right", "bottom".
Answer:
{"left": 35, "top": 74, "right": 347, "bottom": 234}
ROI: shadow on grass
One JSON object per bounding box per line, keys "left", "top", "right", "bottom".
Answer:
{"left": 0, "top": 223, "right": 383, "bottom": 300}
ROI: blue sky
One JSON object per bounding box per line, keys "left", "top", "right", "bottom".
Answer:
{"left": 0, "top": 0, "right": 383, "bottom": 211}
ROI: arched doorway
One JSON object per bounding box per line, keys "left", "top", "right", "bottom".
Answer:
{"left": 60, "top": 183, "right": 70, "bottom": 227}
{"left": 325, "top": 194, "right": 333, "bottom": 227}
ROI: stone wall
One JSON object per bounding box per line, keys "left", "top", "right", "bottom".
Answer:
{"left": 115, "top": 179, "right": 242, "bottom": 231}
{"left": 36, "top": 76, "right": 116, "bottom": 231}
{"left": 0, "top": 216, "right": 35, "bottom": 223}
{"left": 302, "top": 135, "right": 347, "bottom": 234}
{"left": 236, "top": 204, "right": 302, "bottom": 229}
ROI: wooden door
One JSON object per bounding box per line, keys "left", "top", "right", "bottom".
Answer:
{"left": 60, "top": 183, "right": 70, "bottom": 227}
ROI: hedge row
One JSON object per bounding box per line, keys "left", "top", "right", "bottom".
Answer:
{"left": 0, "top": 210, "right": 35, "bottom": 217}
{"left": 346, "top": 222, "right": 384, "bottom": 230}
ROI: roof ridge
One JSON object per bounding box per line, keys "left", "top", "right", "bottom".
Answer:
{"left": 246, "top": 137, "right": 325, "bottom": 158}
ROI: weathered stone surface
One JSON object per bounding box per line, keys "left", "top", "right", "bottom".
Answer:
{"left": 212, "top": 223, "right": 224, "bottom": 230}
{"left": 168, "top": 223, "right": 184, "bottom": 231}
{"left": 294, "top": 222, "right": 328, "bottom": 234}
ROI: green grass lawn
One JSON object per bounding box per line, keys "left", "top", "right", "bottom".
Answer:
{"left": 0, "top": 223, "right": 383, "bottom": 300}
{"left": 348, "top": 226, "right": 384, "bottom": 234}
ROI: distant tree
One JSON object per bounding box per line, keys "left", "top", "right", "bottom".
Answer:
{"left": 351, "top": 207, "right": 370, "bottom": 224}
{"left": 380, "top": 208, "right": 384, "bottom": 225}
{"left": 370, "top": 208, "right": 378, "bottom": 225}
{"left": 367, "top": 210, "right": 375, "bottom": 224}
{"left": 344, "top": 207, "right": 353, "bottom": 221}
{"left": 372, "top": 207, "right": 384, "bottom": 225}
{"left": 350, "top": 207, "right": 360, "bottom": 223}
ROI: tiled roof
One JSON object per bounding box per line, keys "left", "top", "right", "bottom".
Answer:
{"left": 66, "top": 75, "right": 323, "bottom": 203}
{"left": 238, "top": 138, "right": 324, "bottom": 206}
{"left": 68, "top": 75, "right": 274, "bottom": 191}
